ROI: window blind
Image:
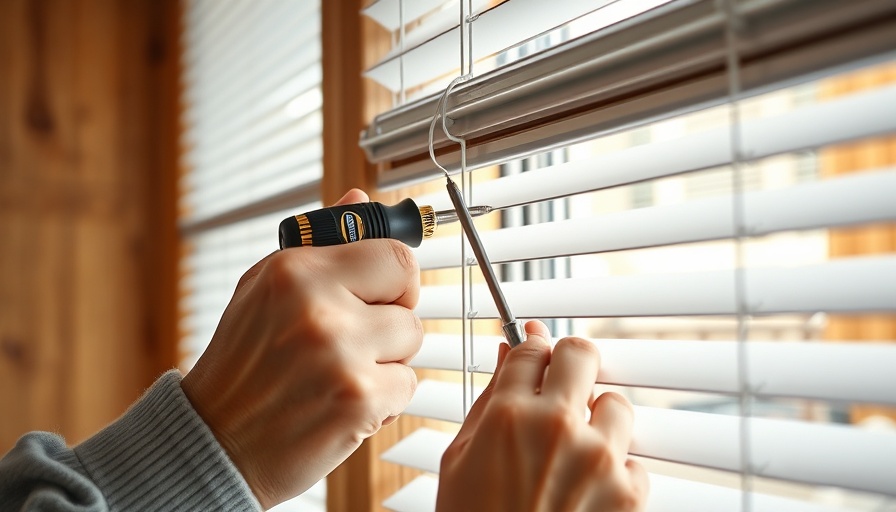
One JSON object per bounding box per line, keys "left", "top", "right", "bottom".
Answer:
{"left": 178, "top": 1, "right": 324, "bottom": 510}
{"left": 361, "top": 0, "right": 896, "bottom": 510}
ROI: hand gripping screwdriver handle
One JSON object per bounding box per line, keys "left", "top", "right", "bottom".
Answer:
{"left": 278, "top": 198, "right": 435, "bottom": 249}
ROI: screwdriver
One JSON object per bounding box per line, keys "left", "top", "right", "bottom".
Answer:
{"left": 278, "top": 198, "right": 493, "bottom": 249}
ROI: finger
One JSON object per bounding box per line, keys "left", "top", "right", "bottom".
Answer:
{"left": 521, "top": 322, "right": 551, "bottom": 395}
{"left": 322, "top": 239, "right": 420, "bottom": 308}
{"left": 372, "top": 363, "right": 418, "bottom": 420}
{"left": 590, "top": 392, "right": 635, "bottom": 458}
{"left": 541, "top": 336, "right": 600, "bottom": 406}
{"left": 626, "top": 459, "right": 650, "bottom": 500}
{"left": 332, "top": 188, "right": 369, "bottom": 206}
{"left": 523, "top": 320, "right": 551, "bottom": 392}
{"left": 452, "top": 342, "right": 510, "bottom": 445}
{"left": 357, "top": 304, "right": 423, "bottom": 364}
{"left": 493, "top": 324, "right": 552, "bottom": 396}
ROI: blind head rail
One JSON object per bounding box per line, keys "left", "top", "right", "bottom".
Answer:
{"left": 360, "top": 0, "right": 896, "bottom": 190}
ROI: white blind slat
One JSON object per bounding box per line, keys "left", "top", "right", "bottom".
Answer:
{"left": 381, "top": 428, "right": 451, "bottom": 474}
{"left": 416, "top": 256, "right": 896, "bottom": 319}
{"left": 186, "top": 140, "right": 323, "bottom": 220}
{"left": 404, "top": 380, "right": 485, "bottom": 424}
{"left": 365, "top": 0, "right": 493, "bottom": 59}
{"left": 180, "top": 1, "right": 323, "bottom": 225}
{"left": 363, "top": 0, "right": 453, "bottom": 31}
{"left": 632, "top": 407, "right": 896, "bottom": 496}
{"left": 382, "top": 475, "right": 439, "bottom": 512}
{"left": 403, "top": 381, "right": 896, "bottom": 495}
{"left": 186, "top": 67, "right": 322, "bottom": 171}
{"left": 410, "top": 334, "right": 896, "bottom": 406}
{"left": 414, "top": 167, "right": 896, "bottom": 270}
{"left": 185, "top": 2, "right": 319, "bottom": 116}
{"left": 188, "top": 114, "right": 323, "bottom": 204}
{"left": 382, "top": 431, "right": 863, "bottom": 512}
{"left": 643, "top": 473, "right": 860, "bottom": 512}
{"left": 183, "top": 1, "right": 260, "bottom": 80}
{"left": 365, "top": 0, "right": 672, "bottom": 92}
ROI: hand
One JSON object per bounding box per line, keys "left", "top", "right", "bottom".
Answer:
{"left": 436, "top": 321, "right": 648, "bottom": 512}
{"left": 181, "top": 189, "right": 424, "bottom": 509}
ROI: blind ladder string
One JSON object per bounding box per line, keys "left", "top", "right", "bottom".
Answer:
{"left": 422, "top": 0, "right": 479, "bottom": 418}
{"left": 721, "top": 0, "right": 754, "bottom": 509}
{"left": 451, "top": 0, "right": 475, "bottom": 414}
{"left": 459, "top": 0, "right": 475, "bottom": 419}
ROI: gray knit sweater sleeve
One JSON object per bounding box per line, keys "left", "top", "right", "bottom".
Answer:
{"left": 0, "top": 370, "right": 261, "bottom": 511}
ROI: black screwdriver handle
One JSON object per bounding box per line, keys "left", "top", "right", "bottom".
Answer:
{"left": 279, "top": 198, "right": 431, "bottom": 249}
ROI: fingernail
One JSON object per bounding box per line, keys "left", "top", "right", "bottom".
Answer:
{"left": 524, "top": 320, "right": 551, "bottom": 341}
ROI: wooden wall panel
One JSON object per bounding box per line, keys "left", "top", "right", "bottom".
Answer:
{"left": 0, "top": 0, "right": 179, "bottom": 452}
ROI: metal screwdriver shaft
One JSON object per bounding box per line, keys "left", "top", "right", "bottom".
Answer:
{"left": 435, "top": 205, "right": 492, "bottom": 225}
{"left": 444, "top": 177, "right": 524, "bottom": 347}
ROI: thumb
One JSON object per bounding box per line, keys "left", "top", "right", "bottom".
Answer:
{"left": 453, "top": 320, "right": 550, "bottom": 443}
{"left": 333, "top": 188, "right": 369, "bottom": 206}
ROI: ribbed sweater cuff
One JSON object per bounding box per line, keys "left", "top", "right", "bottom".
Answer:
{"left": 74, "top": 370, "right": 261, "bottom": 511}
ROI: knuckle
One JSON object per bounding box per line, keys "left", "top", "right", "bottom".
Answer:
{"left": 385, "top": 239, "right": 419, "bottom": 275}
{"left": 293, "top": 302, "right": 342, "bottom": 350}
{"left": 488, "top": 396, "right": 526, "bottom": 427}
{"left": 331, "top": 369, "right": 373, "bottom": 406}
{"left": 542, "top": 405, "right": 580, "bottom": 438}
{"left": 260, "top": 251, "right": 303, "bottom": 298}
{"left": 583, "top": 443, "right": 616, "bottom": 478}
{"left": 235, "top": 252, "right": 273, "bottom": 290}
{"left": 262, "top": 250, "right": 291, "bottom": 279}
{"left": 331, "top": 372, "right": 383, "bottom": 442}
